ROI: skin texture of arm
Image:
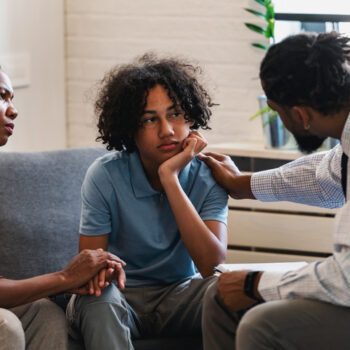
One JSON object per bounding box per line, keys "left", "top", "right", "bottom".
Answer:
{"left": 158, "top": 132, "right": 228, "bottom": 278}
{"left": 198, "top": 152, "right": 255, "bottom": 200}
{"left": 0, "top": 248, "right": 125, "bottom": 308}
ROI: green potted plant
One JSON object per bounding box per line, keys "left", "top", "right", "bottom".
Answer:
{"left": 244, "top": 0, "right": 294, "bottom": 149}
{"left": 245, "top": 0, "right": 275, "bottom": 50}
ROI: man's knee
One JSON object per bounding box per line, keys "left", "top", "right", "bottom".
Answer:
{"left": 0, "top": 308, "right": 25, "bottom": 350}
{"left": 237, "top": 301, "right": 284, "bottom": 349}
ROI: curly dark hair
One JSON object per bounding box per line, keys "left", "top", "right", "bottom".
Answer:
{"left": 95, "top": 54, "right": 215, "bottom": 152}
{"left": 260, "top": 31, "right": 350, "bottom": 115}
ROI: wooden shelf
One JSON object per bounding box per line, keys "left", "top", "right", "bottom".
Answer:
{"left": 207, "top": 142, "right": 303, "bottom": 160}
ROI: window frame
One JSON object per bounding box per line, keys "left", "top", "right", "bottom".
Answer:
{"left": 275, "top": 13, "right": 350, "bottom": 23}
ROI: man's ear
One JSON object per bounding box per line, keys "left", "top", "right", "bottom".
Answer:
{"left": 292, "top": 106, "right": 311, "bottom": 130}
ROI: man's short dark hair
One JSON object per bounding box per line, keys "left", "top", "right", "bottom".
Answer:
{"left": 95, "top": 54, "right": 215, "bottom": 152}
{"left": 260, "top": 31, "right": 350, "bottom": 115}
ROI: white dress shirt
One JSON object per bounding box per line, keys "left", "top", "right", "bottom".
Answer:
{"left": 252, "top": 114, "right": 350, "bottom": 305}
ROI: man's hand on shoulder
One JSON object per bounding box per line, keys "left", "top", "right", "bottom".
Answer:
{"left": 198, "top": 152, "right": 255, "bottom": 200}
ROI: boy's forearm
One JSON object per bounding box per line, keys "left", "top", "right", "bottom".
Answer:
{"left": 161, "top": 174, "right": 226, "bottom": 277}
{"left": 79, "top": 233, "right": 109, "bottom": 252}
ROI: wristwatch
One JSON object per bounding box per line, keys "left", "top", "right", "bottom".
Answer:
{"left": 244, "top": 270, "right": 262, "bottom": 301}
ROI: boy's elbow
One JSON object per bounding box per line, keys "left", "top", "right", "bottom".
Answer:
{"left": 198, "top": 253, "right": 226, "bottom": 278}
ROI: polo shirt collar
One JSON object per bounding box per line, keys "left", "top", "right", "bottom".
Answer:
{"left": 129, "top": 151, "right": 192, "bottom": 198}
{"left": 341, "top": 113, "right": 350, "bottom": 157}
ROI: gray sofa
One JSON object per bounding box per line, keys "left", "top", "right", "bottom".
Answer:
{"left": 0, "top": 147, "right": 202, "bottom": 350}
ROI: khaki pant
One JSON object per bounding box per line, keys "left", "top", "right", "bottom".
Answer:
{"left": 202, "top": 280, "right": 350, "bottom": 350}
{"left": 67, "top": 274, "right": 215, "bottom": 350}
{"left": 0, "top": 298, "right": 67, "bottom": 350}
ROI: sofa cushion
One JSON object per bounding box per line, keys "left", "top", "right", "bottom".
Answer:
{"left": 0, "top": 147, "right": 107, "bottom": 280}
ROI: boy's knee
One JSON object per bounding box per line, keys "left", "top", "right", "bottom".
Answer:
{"left": 75, "top": 284, "right": 128, "bottom": 324}
{"left": 76, "top": 284, "right": 125, "bottom": 310}
{"left": 0, "top": 309, "right": 25, "bottom": 350}
{"left": 203, "top": 279, "right": 218, "bottom": 312}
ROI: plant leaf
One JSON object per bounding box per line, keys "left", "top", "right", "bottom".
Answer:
{"left": 251, "top": 43, "right": 268, "bottom": 50}
{"left": 265, "top": 4, "right": 275, "bottom": 20}
{"left": 265, "top": 20, "right": 275, "bottom": 39}
{"left": 254, "top": 0, "right": 266, "bottom": 6}
{"left": 245, "top": 23, "right": 266, "bottom": 35}
{"left": 249, "top": 106, "right": 271, "bottom": 121}
{"left": 244, "top": 8, "right": 265, "bottom": 18}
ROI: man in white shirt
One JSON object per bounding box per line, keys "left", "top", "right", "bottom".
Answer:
{"left": 199, "top": 31, "right": 350, "bottom": 349}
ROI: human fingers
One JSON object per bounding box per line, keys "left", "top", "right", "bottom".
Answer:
{"left": 98, "top": 268, "right": 106, "bottom": 288}
{"left": 93, "top": 273, "right": 101, "bottom": 297}
{"left": 104, "top": 264, "right": 121, "bottom": 284}
{"left": 103, "top": 267, "right": 115, "bottom": 287}
{"left": 88, "top": 279, "right": 94, "bottom": 295}
{"left": 197, "top": 152, "right": 222, "bottom": 168}
{"left": 186, "top": 130, "right": 207, "bottom": 144}
{"left": 184, "top": 134, "right": 206, "bottom": 154}
{"left": 107, "top": 260, "right": 125, "bottom": 271}
{"left": 69, "top": 284, "right": 90, "bottom": 295}
{"left": 105, "top": 267, "right": 115, "bottom": 281}
{"left": 188, "top": 131, "right": 208, "bottom": 153}
{"left": 199, "top": 151, "right": 228, "bottom": 162}
{"left": 182, "top": 135, "right": 197, "bottom": 149}
{"left": 106, "top": 253, "right": 126, "bottom": 266}
{"left": 118, "top": 268, "right": 126, "bottom": 290}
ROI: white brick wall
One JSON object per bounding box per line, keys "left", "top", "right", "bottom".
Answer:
{"left": 65, "top": 0, "right": 268, "bottom": 148}
{"left": 1, "top": 0, "right": 66, "bottom": 152}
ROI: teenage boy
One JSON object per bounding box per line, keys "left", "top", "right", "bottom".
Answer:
{"left": 67, "top": 55, "right": 228, "bottom": 349}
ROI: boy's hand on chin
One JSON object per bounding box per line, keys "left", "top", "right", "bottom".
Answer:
{"left": 159, "top": 131, "right": 208, "bottom": 178}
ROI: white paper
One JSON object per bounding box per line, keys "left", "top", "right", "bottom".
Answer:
{"left": 215, "top": 261, "right": 308, "bottom": 274}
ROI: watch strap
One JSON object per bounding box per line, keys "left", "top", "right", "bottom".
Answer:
{"left": 244, "top": 270, "right": 261, "bottom": 301}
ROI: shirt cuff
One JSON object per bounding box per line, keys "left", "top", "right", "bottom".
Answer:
{"left": 251, "top": 170, "right": 280, "bottom": 202}
{"left": 257, "top": 271, "right": 284, "bottom": 301}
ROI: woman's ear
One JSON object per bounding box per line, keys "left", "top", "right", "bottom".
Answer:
{"left": 293, "top": 106, "right": 311, "bottom": 130}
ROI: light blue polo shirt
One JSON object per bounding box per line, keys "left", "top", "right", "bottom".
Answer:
{"left": 80, "top": 151, "right": 228, "bottom": 287}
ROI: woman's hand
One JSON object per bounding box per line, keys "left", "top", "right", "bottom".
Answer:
{"left": 87, "top": 263, "right": 126, "bottom": 297}
{"left": 71, "top": 263, "right": 126, "bottom": 297}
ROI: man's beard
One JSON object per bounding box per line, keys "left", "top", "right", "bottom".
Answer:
{"left": 293, "top": 134, "right": 326, "bottom": 154}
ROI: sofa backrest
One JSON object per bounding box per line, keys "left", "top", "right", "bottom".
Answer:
{"left": 0, "top": 147, "right": 107, "bottom": 280}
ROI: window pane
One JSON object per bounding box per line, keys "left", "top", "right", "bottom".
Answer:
{"left": 275, "top": 0, "right": 350, "bottom": 15}
{"left": 275, "top": 21, "right": 350, "bottom": 43}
